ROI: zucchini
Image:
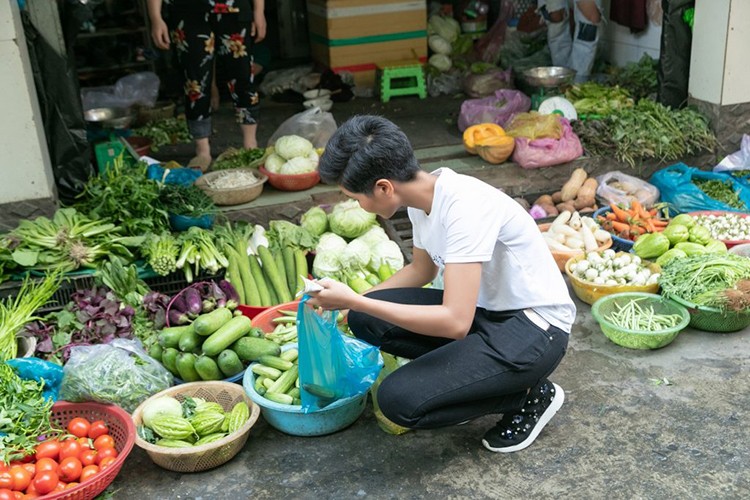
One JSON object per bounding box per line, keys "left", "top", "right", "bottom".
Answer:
{"left": 178, "top": 328, "right": 202, "bottom": 353}
{"left": 202, "top": 315, "right": 252, "bottom": 356}
{"left": 175, "top": 352, "right": 201, "bottom": 382}
{"left": 158, "top": 325, "right": 193, "bottom": 349}
{"left": 225, "top": 250, "right": 246, "bottom": 305}
{"left": 194, "top": 355, "right": 223, "bottom": 380}
{"left": 258, "top": 354, "right": 293, "bottom": 371}
{"left": 193, "top": 308, "right": 233, "bottom": 336}
{"left": 217, "top": 349, "right": 244, "bottom": 377}
{"left": 232, "top": 336, "right": 280, "bottom": 362}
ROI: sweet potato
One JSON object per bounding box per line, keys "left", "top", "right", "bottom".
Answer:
{"left": 551, "top": 191, "right": 563, "bottom": 204}
{"left": 560, "top": 168, "right": 588, "bottom": 201}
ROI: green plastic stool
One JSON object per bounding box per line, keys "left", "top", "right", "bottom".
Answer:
{"left": 379, "top": 63, "right": 427, "bottom": 103}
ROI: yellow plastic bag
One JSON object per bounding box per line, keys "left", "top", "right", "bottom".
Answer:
{"left": 371, "top": 352, "right": 411, "bottom": 435}
{"left": 505, "top": 112, "right": 563, "bottom": 140}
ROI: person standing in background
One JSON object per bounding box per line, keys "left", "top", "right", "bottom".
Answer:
{"left": 147, "top": 0, "right": 266, "bottom": 170}
{"left": 537, "top": 0, "right": 602, "bottom": 83}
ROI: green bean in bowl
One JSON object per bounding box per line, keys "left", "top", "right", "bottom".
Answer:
{"left": 591, "top": 292, "right": 690, "bottom": 350}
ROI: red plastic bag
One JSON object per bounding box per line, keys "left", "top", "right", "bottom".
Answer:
{"left": 512, "top": 118, "right": 583, "bottom": 169}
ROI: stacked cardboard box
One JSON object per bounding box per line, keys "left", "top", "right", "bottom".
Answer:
{"left": 307, "top": 0, "right": 428, "bottom": 88}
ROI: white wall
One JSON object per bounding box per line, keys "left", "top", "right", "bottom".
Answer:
{"left": 0, "top": 0, "right": 56, "bottom": 204}
{"left": 722, "top": 0, "right": 750, "bottom": 106}
{"left": 601, "top": 3, "right": 662, "bottom": 66}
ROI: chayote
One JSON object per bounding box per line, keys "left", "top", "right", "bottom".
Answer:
{"left": 688, "top": 224, "right": 712, "bottom": 245}
{"left": 669, "top": 214, "right": 695, "bottom": 229}
{"left": 662, "top": 224, "right": 690, "bottom": 247}
{"left": 633, "top": 232, "right": 670, "bottom": 259}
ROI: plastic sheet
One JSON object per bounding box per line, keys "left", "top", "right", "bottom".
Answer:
{"left": 296, "top": 296, "right": 382, "bottom": 413}
{"left": 650, "top": 163, "right": 750, "bottom": 213}
{"left": 714, "top": 134, "right": 750, "bottom": 173}
{"left": 5, "top": 357, "right": 64, "bottom": 402}
{"left": 266, "top": 108, "right": 337, "bottom": 149}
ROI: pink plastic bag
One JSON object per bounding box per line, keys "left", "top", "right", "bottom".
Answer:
{"left": 458, "top": 89, "right": 531, "bottom": 132}
{"left": 512, "top": 118, "right": 583, "bottom": 169}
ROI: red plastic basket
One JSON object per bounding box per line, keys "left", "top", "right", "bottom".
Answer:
{"left": 688, "top": 210, "right": 750, "bottom": 249}
{"left": 259, "top": 166, "right": 320, "bottom": 191}
{"left": 251, "top": 300, "right": 301, "bottom": 333}
{"left": 44, "top": 401, "right": 136, "bottom": 500}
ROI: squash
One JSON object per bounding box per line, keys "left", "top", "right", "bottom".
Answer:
{"left": 560, "top": 168, "right": 588, "bottom": 202}
{"left": 475, "top": 135, "right": 515, "bottom": 164}
{"left": 463, "top": 123, "right": 507, "bottom": 155}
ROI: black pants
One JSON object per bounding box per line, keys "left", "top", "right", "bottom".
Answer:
{"left": 166, "top": 8, "right": 259, "bottom": 139}
{"left": 349, "top": 288, "right": 569, "bottom": 429}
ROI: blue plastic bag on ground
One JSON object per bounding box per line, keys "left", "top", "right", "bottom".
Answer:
{"left": 650, "top": 163, "right": 750, "bottom": 213}
{"left": 297, "top": 296, "right": 382, "bottom": 413}
{"left": 5, "top": 357, "right": 63, "bottom": 402}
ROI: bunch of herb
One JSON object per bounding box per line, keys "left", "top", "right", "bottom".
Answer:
{"left": 22, "top": 286, "right": 135, "bottom": 364}
{"left": 212, "top": 147, "right": 266, "bottom": 170}
{"left": 693, "top": 179, "right": 747, "bottom": 210}
{"left": 158, "top": 183, "right": 216, "bottom": 217}
{"left": 729, "top": 169, "right": 750, "bottom": 178}
{"left": 133, "top": 117, "right": 192, "bottom": 151}
{"left": 0, "top": 363, "right": 60, "bottom": 463}
{"left": 0, "top": 271, "right": 62, "bottom": 361}
{"left": 609, "top": 54, "right": 658, "bottom": 100}
{"left": 564, "top": 82, "right": 634, "bottom": 116}
{"left": 74, "top": 155, "right": 169, "bottom": 237}
{"left": 1, "top": 208, "right": 141, "bottom": 274}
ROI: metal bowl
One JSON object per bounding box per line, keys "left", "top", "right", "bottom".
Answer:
{"left": 84, "top": 107, "right": 134, "bottom": 129}
{"left": 522, "top": 66, "right": 577, "bottom": 88}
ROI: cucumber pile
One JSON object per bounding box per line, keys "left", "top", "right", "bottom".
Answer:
{"left": 149, "top": 306, "right": 281, "bottom": 382}
{"left": 251, "top": 349, "right": 302, "bottom": 405}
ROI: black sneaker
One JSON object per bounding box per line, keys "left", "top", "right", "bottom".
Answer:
{"left": 481, "top": 380, "right": 564, "bottom": 453}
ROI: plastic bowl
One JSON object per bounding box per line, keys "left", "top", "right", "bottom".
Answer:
{"left": 249, "top": 300, "right": 301, "bottom": 332}
{"left": 237, "top": 304, "right": 270, "bottom": 319}
{"left": 667, "top": 294, "right": 750, "bottom": 333}
{"left": 538, "top": 222, "right": 613, "bottom": 271}
{"left": 242, "top": 348, "right": 367, "bottom": 437}
{"left": 729, "top": 243, "right": 750, "bottom": 257}
{"left": 565, "top": 252, "right": 661, "bottom": 305}
{"left": 591, "top": 292, "right": 690, "bottom": 349}
{"left": 259, "top": 166, "right": 320, "bottom": 192}
{"left": 169, "top": 213, "right": 215, "bottom": 231}
{"left": 593, "top": 205, "right": 678, "bottom": 252}
{"left": 688, "top": 210, "right": 750, "bottom": 249}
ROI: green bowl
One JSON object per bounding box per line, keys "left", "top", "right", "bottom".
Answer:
{"left": 591, "top": 292, "right": 690, "bottom": 349}
{"left": 667, "top": 294, "right": 750, "bottom": 333}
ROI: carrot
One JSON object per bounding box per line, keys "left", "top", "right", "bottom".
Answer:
{"left": 606, "top": 212, "right": 617, "bottom": 221}
{"left": 651, "top": 219, "right": 669, "bottom": 227}
{"left": 610, "top": 204, "right": 631, "bottom": 223}
{"left": 630, "top": 200, "right": 650, "bottom": 220}
{"left": 611, "top": 221, "right": 631, "bottom": 233}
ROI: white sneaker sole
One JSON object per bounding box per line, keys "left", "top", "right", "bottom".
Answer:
{"left": 482, "top": 383, "right": 565, "bottom": 453}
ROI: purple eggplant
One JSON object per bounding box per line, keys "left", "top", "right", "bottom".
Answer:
{"left": 169, "top": 308, "right": 190, "bottom": 325}
{"left": 183, "top": 287, "right": 203, "bottom": 318}
{"left": 218, "top": 279, "right": 239, "bottom": 310}
{"left": 208, "top": 281, "right": 227, "bottom": 309}
{"left": 171, "top": 293, "right": 188, "bottom": 314}
{"left": 202, "top": 298, "right": 216, "bottom": 313}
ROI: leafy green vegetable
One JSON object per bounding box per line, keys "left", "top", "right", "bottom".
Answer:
{"left": 565, "top": 82, "right": 634, "bottom": 116}
{"left": 693, "top": 179, "right": 747, "bottom": 210}
{"left": 328, "top": 199, "right": 378, "bottom": 239}
{"left": 609, "top": 54, "right": 658, "bottom": 100}
{"left": 212, "top": 147, "right": 266, "bottom": 170}
{"left": 159, "top": 183, "right": 216, "bottom": 217}
{"left": 0, "top": 362, "right": 59, "bottom": 463}
{"left": 133, "top": 118, "right": 192, "bottom": 151}
{"left": 659, "top": 253, "right": 750, "bottom": 309}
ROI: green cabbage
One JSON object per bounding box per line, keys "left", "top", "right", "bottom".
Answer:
{"left": 428, "top": 35, "right": 452, "bottom": 55}
{"left": 341, "top": 239, "right": 371, "bottom": 270}
{"left": 264, "top": 153, "right": 285, "bottom": 173}
{"left": 428, "top": 15, "right": 460, "bottom": 43}
{"left": 328, "top": 199, "right": 377, "bottom": 239}
{"left": 300, "top": 206, "right": 328, "bottom": 236}
{"left": 315, "top": 232, "right": 347, "bottom": 254}
{"left": 280, "top": 156, "right": 316, "bottom": 175}
{"left": 370, "top": 240, "right": 404, "bottom": 271}
{"left": 429, "top": 54, "right": 452, "bottom": 72}
{"left": 274, "top": 135, "right": 313, "bottom": 160}
{"left": 354, "top": 226, "right": 389, "bottom": 249}
{"left": 312, "top": 251, "right": 342, "bottom": 280}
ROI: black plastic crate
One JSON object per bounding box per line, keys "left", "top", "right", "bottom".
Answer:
{"left": 0, "top": 274, "right": 97, "bottom": 315}
{"left": 143, "top": 270, "right": 226, "bottom": 296}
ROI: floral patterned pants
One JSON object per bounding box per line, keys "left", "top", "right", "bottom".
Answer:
{"left": 167, "top": 9, "right": 259, "bottom": 139}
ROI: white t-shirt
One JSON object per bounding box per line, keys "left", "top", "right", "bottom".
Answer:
{"left": 408, "top": 168, "right": 576, "bottom": 333}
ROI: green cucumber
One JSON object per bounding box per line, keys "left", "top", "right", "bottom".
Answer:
{"left": 158, "top": 325, "right": 193, "bottom": 349}
{"left": 264, "top": 392, "right": 294, "bottom": 405}
{"left": 161, "top": 347, "right": 179, "bottom": 375}
{"left": 251, "top": 364, "right": 281, "bottom": 379}
{"left": 303, "top": 383, "right": 337, "bottom": 399}
{"left": 258, "top": 355, "right": 293, "bottom": 371}
{"left": 193, "top": 308, "right": 233, "bottom": 336}
{"left": 217, "top": 349, "right": 244, "bottom": 377}
{"left": 232, "top": 336, "right": 280, "bottom": 362}
{"left": 279, "top": 348, "right": 298, "bottom": 363}
{"left": 176, "top": 352, "right": 201, "bottom": 382}
{"left": 202, "top": 315, "right": 253, "bottom": 356}
{"left": 268, "top": 365, "right": 298, "bottom": 395}
{"left": 194, "top": 355, "right": 223, "bottom": 380}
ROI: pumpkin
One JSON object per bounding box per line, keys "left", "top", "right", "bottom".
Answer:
{"left": 462, "top": 123, "right": 506, "bottom": 154}
{"left": 475, "top": 135, "right": 515, "bottom": 164}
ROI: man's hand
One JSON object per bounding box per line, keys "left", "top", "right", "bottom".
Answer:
{"left": 151, "top": 18, "right": 170, "bottom": 50}
{"left": 304, "top": 279, "right": 360, "bottom": 311}
{"left": 251, "top": 12, "right": 267, "bottom": 42}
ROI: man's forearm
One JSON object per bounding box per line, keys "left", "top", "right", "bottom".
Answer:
{"left": 253, "top": 0, "right": 265, "bottom": 15}
{"left": 146, "top": 0, "right": 163, "bottom": 22}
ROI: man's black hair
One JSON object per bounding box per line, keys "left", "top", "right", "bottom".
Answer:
{"left": 318, "top": 115, "right": 420, "bottom": 194}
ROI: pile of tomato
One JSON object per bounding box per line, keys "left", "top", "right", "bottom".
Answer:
{"left": 0, "top": 417, "right": 119, "bottom": 499}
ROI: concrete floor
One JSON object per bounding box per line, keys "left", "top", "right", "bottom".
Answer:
{"left": 107, "top": 95, "right": 750, "bottom": 499}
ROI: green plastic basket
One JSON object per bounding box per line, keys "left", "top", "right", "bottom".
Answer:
{"left": 591, "top": 293, "right": 690, "bottom": 349}
{"left": 667, "top": 295, "right": 750, "bottom": 333}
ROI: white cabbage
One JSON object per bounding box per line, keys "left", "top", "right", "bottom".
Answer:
{"left": 280, "top": 156, "right": 316, "bottom": 175}
{"left": 274, "top": 135, "right": 314, "bottom": 160}
{"left": 315, "top": 232, "right": 347, "bottom": 254}
{"left": 264, "top": 153, "right": 286, "bottom": 173}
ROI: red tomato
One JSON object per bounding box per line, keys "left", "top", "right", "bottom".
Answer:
{"left": 0, "top": 489, "right": 14, "bottom": 500}
{"left": 31, "top": 472, "right": 58, "bottom": 496}
{"left": 56, "top": 458, "right": 82, "bottom": 483}
{"left": 93, "top": 435, "right": 115, "bottom": 451}
{"left": 0, "top": 464, "right": 6, "bottom": 474}
{"left": 98, "top": 457, "right": 117, "bottom": 470}
{"left": 76, "top": 437, "right": 92, "bottom": 449}
{"left": 13, "top": 492, "right": 23, "bottom": 500}
{"left": 8, "top": 467, "right": 31, "bottom": 492}
{"left": 79, "top": 449, "right": 97, "bottom": 467}
{"left": 53, "top": 482, "right": 66, "bottom": 493}
{"left": 0, "top": 474, "right": 12, "bottom": 490}
{"left": 18, "top": 466, "right": 33, "bottom": 479}
{"left": 87, "top": 421, "right": 109, "bottom": 440}
{"left": 32, "top": 459, "right": 56, "bottom": 475}
{"left": 79, "top": 465, "right": 99, "bottom": 482}
{"left": 58, "top": 440, "right": 81, "bottom": 461}
{"left": 67, "top": 418, "right": 91, "bottom": 439}
{"left": 65, "top": 482, "right": 79, "bottom": 490}
{"left": 33, "top": 441, "right": 60, "bottom": 461}
{"left": 95, "top": 448, "right": 118, "bottom": 465}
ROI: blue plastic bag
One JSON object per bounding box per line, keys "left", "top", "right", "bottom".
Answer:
{"left": 650, "top": 163, "right": 750, "bottom": 213}
{"left": 5, "top": 357, "right": 64, "bottom": 402}
{"left": 297, "top": 296, "right": 382, "bottom": 413}
{"left": 146, "top": 163, "right": 202, "bottom": 186}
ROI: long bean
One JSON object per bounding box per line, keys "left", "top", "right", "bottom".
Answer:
{"left": 605, "top": 298, "right": 683, "bottom": 332}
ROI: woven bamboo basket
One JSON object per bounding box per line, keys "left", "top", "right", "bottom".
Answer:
{"left": 131, "top": 381, "right": 260, "bottom": 472}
